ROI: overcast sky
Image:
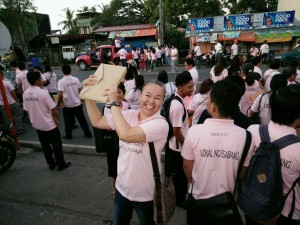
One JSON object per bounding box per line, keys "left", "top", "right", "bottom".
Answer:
{"left": 33, "top": 0, "right": 111, "bottom": 32}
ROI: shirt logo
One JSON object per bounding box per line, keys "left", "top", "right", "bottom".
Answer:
{"left": 257, "top": 174, "right": 267, "bottom": 183}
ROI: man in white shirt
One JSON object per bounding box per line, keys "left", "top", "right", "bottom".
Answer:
{"left": 57, "top": 64, "right": 92, "bottom": 139}
{"left": 214, "top": 40, "right": 223, "bottom": 63}
{"left": 260, "top": 40, "right": 269, "bottom": 64}
{"left": 193, "top": 43, "right": 202, "bottom": 68}
{"left": 250, "top": 44, "right": 259, "bottom": 57}
{"left": 117, "top": 46, "right": 127, "bottom": 67}
{"left": 171, "top": 45, "right": 179, "bottom": 74}
{"left": 15, "top": 62, "right": 29, "bottom": 95}
{"left": 231, "top": 40, "right": 239, "bottom": 57}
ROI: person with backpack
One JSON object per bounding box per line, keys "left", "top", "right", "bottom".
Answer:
{"left": 164, "top": 71, "right": 194, "bottom": 208}
{"left": 181, "top": 79, "right": 254, "bottom": 225}
{"left": 44, "top": 65, "right": 57, "bottom": 100}
{"left": 249, "top": 74, "right": 287, "bottom": 125}
{"left": 239, "top": 84, "right": 300, "bottom": 225}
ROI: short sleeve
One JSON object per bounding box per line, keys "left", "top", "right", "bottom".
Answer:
{"left": 140, "top": 118, "right": 168, "bottom": 143}
{"left": 250, "top": 93, "right": 262, "bottom": 112}
{"left": 181, "top": 128, "right": 195, "bottom": 160}
{"left": 169, "top": 100, "right": 185, "bottom": 127}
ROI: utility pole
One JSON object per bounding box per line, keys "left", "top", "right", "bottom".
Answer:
{"left": 159, "top": 0, "right": 164, "bottom": 46}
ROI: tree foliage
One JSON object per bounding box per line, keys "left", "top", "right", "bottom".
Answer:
{"left": 57, "top": 7, "right": 78, "bottom": 34}
{"left": 0, "top": 0, "right": 36, "bottom": 60}
{"left": 230, "top": 0, "right": 278, "bottom": 14}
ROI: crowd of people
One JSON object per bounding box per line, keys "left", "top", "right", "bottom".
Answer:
{"left": 1, "top": 39, "right": 300, "bottom": 225}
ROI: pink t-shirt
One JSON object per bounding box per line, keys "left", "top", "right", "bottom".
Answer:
{"left": 125, "top": 89, "right": 141, "bottom": 110}
{"left": 0, "top": 80, "right": 16, "bottom": 105}
{"left": 250, "top": 92, "right": 271, "bottom": 125}
{"left": 240, "top": 80, "right": 261, "bottom": 116}
{"left": 16, "top": 70, "right": 30, "bottom": 92}
{"left": 23, "top": 86, "right": 57, "bottom": 131}
{"left": 105, "top": 109, "right": 168, "bottom": 201}
{"left": 44, "top": 71, "right": 57, "bottom": 93}
{"left": 248, "top": 122, "right": 300, "bottom": 220}
{"left": 188, "top": 93, "right": 208, "bottom": 125}
{"left": 58, "top": 75, "right": 81, "bottom": 107}
{"left": 168, "top": 93, "right": 189, "bottom": 152}
{"left": 181, "top": 119, "right": 254, "bottom": 199}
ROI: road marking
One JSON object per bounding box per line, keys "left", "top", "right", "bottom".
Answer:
{"left": 20, "top": 140, "right": 96, "bottom": 149}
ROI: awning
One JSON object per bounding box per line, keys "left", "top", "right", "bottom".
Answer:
{"left": 134, "top": 28, "right": 157, "bottom": 37}
{"left": 218, "top": 32, "right": 255, "bottom": 42}
{"left": 255, "top": 37, "right": 292, "bottom": 43}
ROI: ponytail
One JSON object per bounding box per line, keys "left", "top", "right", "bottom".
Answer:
{"left": 245, "top": 70, "right": 255, "bottom": 86}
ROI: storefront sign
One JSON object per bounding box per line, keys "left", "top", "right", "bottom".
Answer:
{"left": 224, "top": 14, "right": 252, "bottom": 31}
{"left": 186, "top": 17, "right": 214, "bottom": 34}
{"left": 255, "top": 28, "right": 300, "bottom": 39}
{"left": 195, "top": 33, "right": 211, "bottom": 42}
{"left": 223, "top": 31, "right": 241, "bottom": 39}
{"left": 262, "top": 11, "right": 295, "bottom": 28}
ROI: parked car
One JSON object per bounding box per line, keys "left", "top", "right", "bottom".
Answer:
{"left": 76, "top": 45, "right": 132, "bottom": 70}
{"left": 273, "top": 46, "right": 300, "bottom": 66}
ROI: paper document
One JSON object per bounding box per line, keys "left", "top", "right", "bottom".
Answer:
{"left": 79, "top": 64, "right": 127, "bottom": 102}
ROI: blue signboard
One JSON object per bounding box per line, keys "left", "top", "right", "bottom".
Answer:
{"left": 186, "top": 18, "right": 214, "bottom": 34}
{"left": 262, "top": 11, "right": 295, "bottom": 28}
{"left": 224, "top": 14, "right": 252, "bottom": 31}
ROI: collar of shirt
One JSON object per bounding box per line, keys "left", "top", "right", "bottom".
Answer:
{"left": 269, "top": 121, "right": 297, "bottom": 136}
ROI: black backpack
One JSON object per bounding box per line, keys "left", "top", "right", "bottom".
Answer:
{"left": 161, "top": 94, "right": 187, "bottom": 142}
{"left": 238, "top": 125, "right": 300, "bottom": 221}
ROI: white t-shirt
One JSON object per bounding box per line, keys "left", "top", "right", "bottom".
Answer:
{"left": 260, "top": 43, "right": 269, "bottom": 54}
{"left": 115, "top": 39, "right": 121, "bottom": 48}
{"left": 247, "top": 122, "right": 300, "bottom": 220}
{"left": 194, "top": 45, "right": 201, "bottom": 56}
{"left": 105, "top": 109, "right": 168, "bottom": 202}
{"left": 118, "top": 48, "right": 127, "bottom": 60}
{"left": 189, "top": 66, "right": 199, "bottom": 85}
{"left": 0, "top": 80, "right": 16, "bottom": 105}
{"left": 151, "top": 52, "right": 157, "bottom": 60}
{"left": 125, "top": 89, "right": 141, "bottom": 110}
{"left": 250, "top": 92, "right": 271, "bottom": 125}
{"left": 171, "top": 48, "right": 178, "bottom": 61}
{"left": 16, "top": 70, "right": 30, "bottom": 92}
{"left": 168, "top": 93, "right": 189, "bottom": 152}
{"left": 210, "top": 67, "right": 228, "bottom": 83}
{"left": 132, "top": 50, "right": 138, "bottom": 60}
{"left": 240, "top": 80, "right": 261, "bottom": 116}
{"left": 165, "top": 47, "right": 170, "bottom": 57}
{"left": 23, "top": 86, "right": 57, "bottom": 131}
{"left": 44, "top": 71, "right": 57, "bottom": 93}
{"left": 188, "top": 93, "right": 208, "bottom": 125}
{"left": 263, "top": 69, "right": 281, "bottom": 92}
{"left": 181, "top": 119, "right": 254, "bottom": 199}
{"left": 156, "top": 49, "right": 162, "bottom": 58}
{"left": 215, "top": 43, "right": 222, "bottom": 54}
{"left": 254, "top": 66, "right": 262, "bottom": 77}
{"left": 164, "top": 82, "right": 176, "bottom": 99}
{"left": 250, "top": 47, "right": 259, "bottom": 56}
{"left": 231, "top": 44, "right": 238, "bottom": 56}
{"left": 57, "top": 75, "right": 81, "bottom": 108}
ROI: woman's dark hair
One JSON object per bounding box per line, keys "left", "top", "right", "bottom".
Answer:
{"left": 140, "top": 48, "right": 144, "bottom": 54}
{"left": 283, "top": 66, "right": 297, "bottom": 79}
{"left": 18, "top": 62, "right": 26, "bottom": 70}
{"left": 124, "top": 69, "right": 134, "bottom": 80}
{"left": 242, "top": 62, "right": 255, "bottom": 86}
{"left": 133, "top": 47, "right": 136, "bottom": 51}
{"left": 175, "top": 71, "right": 192, "bottom": 87}
{"left": 151, "top": 48, "right": 156, "bottom": 54}
{"left": 135, "top": 75, "right": 145, "bottom": 91}
{"left": 228, "top": 55, "right": 241, "bottom": 76}
{"left": 210, "top": 79, "right": 242, "bottom": 117}
{"left": 157, "top": 70, "right": 168, "bottom": 84}
{"left": 118, "top": 82, "right": 126, "bottom": 95}
{"left": 252, "top": 56, "right": 262, "bottom": 66}
{"left": 214, "top": 57, "right": 226, "bottom": 76}
{"left": 269, "top": 59, "right": 281, "bottom": 69}
{"left": 225, "top": 75, "right": 245, "bottom": 100}
{"left": 270, "top": 84, "right": 300, "bottom": 126}
{"left": 44, "top": 65, "right": 52, "bottom": 72}
{"left": 199, "top": 79, "right": 214, "bottom": 94}
{"left": 287, "top": 58, "right": 299, "bottom": 69}
{"left": 269, "top": 74, "right": 287, "bottom": 107}
{"left": 127, "top": 66, "right": 138, "bottom": 77}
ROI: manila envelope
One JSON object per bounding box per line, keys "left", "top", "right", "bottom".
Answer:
{"left": 79, "top": 64, "right": 127, "bottom": 102}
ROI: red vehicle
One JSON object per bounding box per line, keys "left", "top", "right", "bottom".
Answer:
{"left": 76, "top": 45, "right": 132, "bottom": 70}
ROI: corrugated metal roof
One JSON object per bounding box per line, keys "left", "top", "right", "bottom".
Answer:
{"left": 93, "top": 24, "right": 156, "bottom": 33}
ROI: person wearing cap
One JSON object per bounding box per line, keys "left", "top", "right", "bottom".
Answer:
{"left": 0, "top": 67, "right": 25, "bottom": 135}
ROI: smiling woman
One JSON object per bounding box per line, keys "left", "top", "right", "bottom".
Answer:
{"left": 84, "top": 79, "right": 168, "bottom": 225}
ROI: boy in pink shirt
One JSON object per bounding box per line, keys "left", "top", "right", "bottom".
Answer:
{"left": 23, "top": 72, "right": 71, "bottom": 171}
{"left": 182, "top": 79, "right": 254, "bottom": 224}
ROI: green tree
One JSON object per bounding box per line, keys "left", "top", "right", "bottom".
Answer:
{"left": 0, "top": 0, "right": 36, "bottom": 60}
{"left": 58, "top": 7, "right": 78, "bottom": 34}
{"left": 164, "top": 28, "right": 189, "bottom": 50}
{"left": 230, "top": 0, "right": 278, "bottom": 14}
